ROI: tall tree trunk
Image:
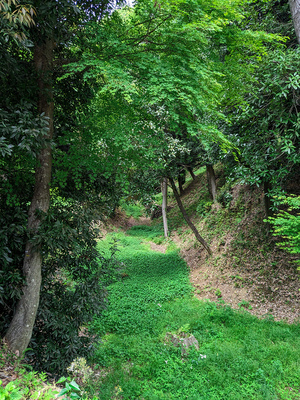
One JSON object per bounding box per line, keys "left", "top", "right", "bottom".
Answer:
{"left": 161, "top": 177, "right": 169, "bottom": 238}
{"left": 5, "top": 38, "right": 54, "bottom": 355}
{"left": 289, "top": 0, "right": 300, "bottom": 44}
{"left": 169, "top": 177, "right": 212, "bottom": 255}
{"left": 206, "top": 164, "right": 217, "bottom": 202}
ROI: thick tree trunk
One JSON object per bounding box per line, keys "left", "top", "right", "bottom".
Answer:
{"left": 5, "top": 39, "right": 54, "bottom": 355}
{"left": 206, "top": 164, "right": 217, "bottom": 202}
{"left": 289, "top": 0, "right": 300, "bottom": 44}
{"left": 161, "top": 177, "right": 169, "bottom": 238}
{"left": 169, "top": 177, "right": 212, "bottom": 255}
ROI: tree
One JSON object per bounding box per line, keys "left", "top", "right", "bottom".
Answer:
{"left": 169, "top": 177, "right": 212, "bottom": 254}
{"left": 215, "top": 0, "right": 300, "bottom": 217}
{"left": 289, "top": 0, "right": 300, "bottom": 44}
{"left": 221, "top": 48, "right": 300, "bottom": 215}
{"left": 3, "top": 0, "right": 124, "bottom": 357}
{"left": 72, "top": 0, "right": 281, "bottom": 253}
{"left": 161, "top": 178, "right": 169, "bottom": 238}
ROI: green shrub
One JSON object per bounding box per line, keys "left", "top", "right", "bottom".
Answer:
{"left": 0, "top": 380, "right": 23, "bottom": 400}
{"left": 196, "top": 200, "right": 213, "bottom": 216}
{"left": 25, "top": 200, "right": 122, "bottom": 375}
{"left": 266, "top": 195, "right": 300, "bottom": 262}
{"left": 217, "top": 190, "right": 233, "bottom": 207}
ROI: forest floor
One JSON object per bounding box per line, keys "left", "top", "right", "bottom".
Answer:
{"left": 1, "top": 169, "right": 299, "bottom": 399}
{"left": 84, "top": 227, "right": 300, "bottom": 399}
{"left": 110, "top": 170, "right": 300, "bottom": 324}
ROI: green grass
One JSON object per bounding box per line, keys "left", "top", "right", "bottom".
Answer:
{"left": 87, "top": 227, "right": 300, "bottom": 400}
{"left": 127, "top": 224, "right": 164, "bottom": 241}
{"left": 120, "top": 201, "right": 145, "bottom": 219}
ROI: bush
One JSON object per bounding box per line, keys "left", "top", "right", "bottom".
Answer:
{"left": 26, "top": 202, "right": 121, "bottom": 374}
{"left": 266, "top": 195, "right": 300, "bottom": 262}
{"left": 196, "top": 200, "right": 213, "bottom": 216}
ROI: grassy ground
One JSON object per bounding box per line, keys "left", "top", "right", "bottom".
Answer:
{"left": 86, "top": 227, "right": 300, "bottom": 400}
{"left": 2, "top": 168, "right": 299, "bottom": 399}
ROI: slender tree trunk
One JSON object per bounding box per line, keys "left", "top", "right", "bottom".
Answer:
{"left": 187, "top": 167, "right": 196, "bottom": 180}
{"left": 169, "top": 177, "right": 212, "bottom": 255}
{"left": 178, "top": 169, "right": 186, "bottom": 196}
{"left": 206, "top": 164, "right": 217, "bottom": 202}
{"left": 161, "top": 177, "right": 169, "bottom": 238}
{"left": 289, "top": 0, "right": 300, "bottom": 44}
{"left": 5, "top": 38, "right": 54, "bottom": 355}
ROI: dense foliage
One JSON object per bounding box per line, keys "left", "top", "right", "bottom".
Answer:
{"left": 222, "top": 49, "right": 300, "bottom": 203}
{"left": 0, "top": 0, "right": 125, "bottom": 370}
{"left": 267, "top": 195, "right": 300, "bottom": 260}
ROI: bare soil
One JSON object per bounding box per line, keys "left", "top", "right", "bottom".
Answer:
{"left": 106, "top": 209, "right": 151, "bottom": 231}
{"left": 171, "top": 180, "right": 300, "bottom": 324}
{"left": 172, "top": 231, "right": 300, "bottom": 324}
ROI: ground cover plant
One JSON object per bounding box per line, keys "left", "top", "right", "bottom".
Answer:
{"left": 120, "top": 201, "right": 146, "bottom": 220}
{"left": 0, "top": 343, "right": 59, "bottom": 399}
{"left": 87, "top": 227, "right": 300, "bottom": 400}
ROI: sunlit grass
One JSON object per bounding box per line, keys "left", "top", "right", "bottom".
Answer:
{"left": 88, "top": 227, "right": 300, "bottom": 400}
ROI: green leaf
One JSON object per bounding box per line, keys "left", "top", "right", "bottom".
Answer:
{"left": 69, "top": 381, "right": 80, "bottom": 391}
{"left": 58, "top": 387, "right": 69, "bottom": 397}
{"left": 57, "top": 376, "right": 67, "bottom": 384}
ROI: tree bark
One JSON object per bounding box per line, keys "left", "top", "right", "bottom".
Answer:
{"left": 289, "top": 0, "right": 300, "bottom": 44}
{"left": 169, "top": 177, "right": 212, "bottom": 255}
{"left": 178, "top": 169, "right": 186, "bottom": 196}
{"left": 161, "top": 177, "right": 169, "bottom": 238}
{"left": 187, "top": 167, "right": 196, "bottom": 180}
{"left": 5, "top": 38, "right": 54, "bottom": 355}
{"left": 206, "top": 164, "right": 217, "bottom": 202}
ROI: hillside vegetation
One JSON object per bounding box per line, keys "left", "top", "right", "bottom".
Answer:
{"left": 152, "top": 167, "right": 300, "bottom": 323}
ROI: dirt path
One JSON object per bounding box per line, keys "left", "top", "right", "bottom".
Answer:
{"left": 105, "top": 210, "right": 151, "bottom": 231}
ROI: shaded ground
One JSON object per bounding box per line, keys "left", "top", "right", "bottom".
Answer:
{"left": 142, "top": 230, "right": 299, "bottom": 323}
{"left": 149, "top": 229, "right": 299, "bottom": 324}
{"left": 173, "top": 233, "right": 300, "bottom": 323}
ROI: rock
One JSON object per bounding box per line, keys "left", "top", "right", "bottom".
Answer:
{"left": 180, "top": 335, "right": 199, "bottom": 354}
{"left": 165, "top": 333, "right": 199, "bottom": 355}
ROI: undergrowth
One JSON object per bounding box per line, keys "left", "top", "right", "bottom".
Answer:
{"left": 86, "top": 227, "right": 300, "bottom": 400}
{"left": 0, "top": 344, "right": 58, "bottom": 399}
{"left": 120, "top": 201, "right": 145, "bottom": 219}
